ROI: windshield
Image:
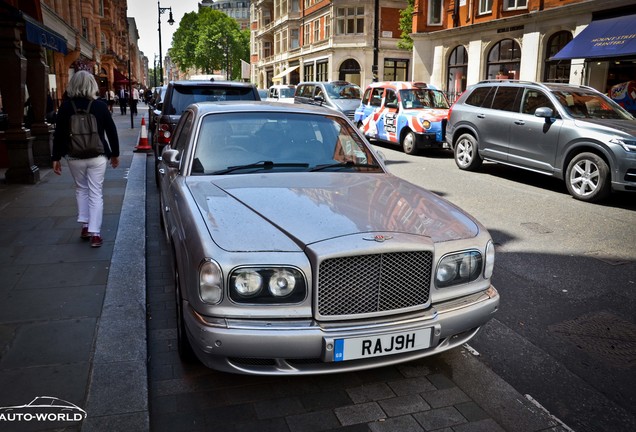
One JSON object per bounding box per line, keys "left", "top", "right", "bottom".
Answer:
{"left": 278, "top": 87, "right": 296, "bottom": 98}
{"left": 192, "top": 112, "right": 382, "bottom": 175}
{"left": 399, "top": 89, "right": 450, "bottom": 109}
{"left": 324, "top": 83, "right": 362, "bottom": 100}
{"left": 552, "top": 89, "right": 634, "bottom": 120}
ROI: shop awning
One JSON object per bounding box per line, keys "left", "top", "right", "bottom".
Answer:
{"left": 272, "top": 65, "right": 299, "bottom": 81}
{"left": 552, "top": 15, "right": 636, "bottom": 60}
{"left": 22, "top": 13, "right": 67, "bottom": 54}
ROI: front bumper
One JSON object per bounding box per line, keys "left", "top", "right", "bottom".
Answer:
{"left": 414, "top": 131, "right": 448, "bottom": 149}
{"left": 183, "top": 285, "right": 499, "bottom": 375}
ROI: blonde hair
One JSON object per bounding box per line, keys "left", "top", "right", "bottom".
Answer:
{"left": 66, "top": 70, "right": 99, "bottom": 99}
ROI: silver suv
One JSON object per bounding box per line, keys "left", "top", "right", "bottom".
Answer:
{"left": 445, "top": 80, "right": 636, "bottom": 202}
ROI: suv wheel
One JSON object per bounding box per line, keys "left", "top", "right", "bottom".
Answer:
{"left": 402, "top": 131, "right": 418, "bottom": 155}
{"left": 565, "top": 152, "right": 610, "bottom": 202}
{"left": 454, "top": 133, "right": 483, "bottom": 170}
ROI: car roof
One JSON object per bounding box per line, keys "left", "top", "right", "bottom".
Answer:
{"left": 188, "top": 100, "right": 346, "bottom": 117}
{"left": 168, "top": 80, "right": 256, "bottom": 88}
{"left": 364, "top": 81, "right": 438, "bottom": 90}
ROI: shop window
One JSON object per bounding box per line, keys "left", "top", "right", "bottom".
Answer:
{"left": 447, "top": 45, "right": 468, "bottom": 102}
{"left": 316, "top": 61, "right": 328, "bottom": 81}
{"left": 383, "top": 59, "right": 409, "bottom": 81}
{"left": 544, "top": 31, "right": 572, "bottom": 83}
{"left": 486, "top": 39, "right": 521, "bottom": 80}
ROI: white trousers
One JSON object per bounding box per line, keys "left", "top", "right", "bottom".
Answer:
{"left": 67, "top": 156, "right": 108, "bottom": 235}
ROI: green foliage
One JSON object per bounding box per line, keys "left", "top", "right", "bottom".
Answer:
{"left": 169, "top": 8, "right": 249, "bottom": 79}
{"left": 398, "top": 0, "right": 414, "bottom": 51}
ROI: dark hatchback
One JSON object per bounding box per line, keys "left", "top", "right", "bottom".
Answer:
{"left": 152, "top": 80, "right": 261, "bottom": 182}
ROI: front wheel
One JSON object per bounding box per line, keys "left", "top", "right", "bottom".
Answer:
{"left": 454, "top": 133, "right": 483, "bottom": 171}
{"left": 402, "top": 131, "right": 419, "bottom": 155}
{"left": 565, "top": 152, "right": 611, "bottom": 202}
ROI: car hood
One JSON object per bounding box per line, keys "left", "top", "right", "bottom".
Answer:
{"left": 187, "top": 173, "right": 479, "bottom": 252}
{"left": 574, "top": 118, "right": 636, "bottom": 137}
{"left": 331, "top": 98, "right": 362, "bottom": 112}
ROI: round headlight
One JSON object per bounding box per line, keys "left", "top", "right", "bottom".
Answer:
{"left": 459, "top": 253, "right": 479, "bottom": 279}
{"left": 420, "top": 119, "right": 431, "bottom": 129}
{"left": 268, "top": 269, "right": 296, "bottom": 297}
{"left": 436, "top": 260, "right": 458, "bottom": 284}
{"left": 233, "top": 271, "right": 263, "bottom": 297}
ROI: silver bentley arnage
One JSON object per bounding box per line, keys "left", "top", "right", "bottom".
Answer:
{"left": 158, "top": 101, "right": 499, "bottom": 375}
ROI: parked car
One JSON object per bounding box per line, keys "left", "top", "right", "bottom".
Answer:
{"left": 257, "top": 88, "right": 269, "bottom": 100}
{"left": 157, "top": 101, "right": 499, "bottom": 375}
{"left": 148, "top": 85, "right": 167, "bottom": 142}
{"left": 445, "top": 80, "right": 636, "bottom": 202}
{"left": 354, "top": 81, "right": 450, "bottom": 154}
{"left": 294, "top": 81, "right": 361, "bottom": 120}
{"left": 152, "top": 80, "right": 261, "bottom": 184}
{"left": 266, "top": 84, "right": 296, "bottom": 103}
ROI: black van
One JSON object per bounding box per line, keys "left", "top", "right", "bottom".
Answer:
{"left": 294, "top": 81, "right": 361, "bottom": 120}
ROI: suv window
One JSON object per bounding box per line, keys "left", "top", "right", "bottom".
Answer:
{"left": 491, "top": 87, "right": 521, "bottom": 112}
{"left": 167, "top": 86, "right": 257, "bottom": 115}
{"left": 465, "top": 86, "right": 494, "bottom": 107}
{"left": 521, "top": 89, "right": 554, "bottom": 114}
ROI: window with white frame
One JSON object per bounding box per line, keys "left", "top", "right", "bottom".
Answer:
{"left": 304, "top": 23, "right": 311, "bottom": 44}
{"left": 291, "top": 0, "right": 299, "bottom": 12}
{"left": 316, "top": 61, "right": 328, "bottom": 81}
{"left": 304, "top": 63, "right": 314, "bottom": 81}
{"left": 263, "top": 41, "right": 272, "bottom": 58}
{"left": 428, "top": 0, "right": 442, "bottom": 25}
{"left": 281, "top": 28, "right": 288, "bottom": 52}
{"left": 274, "top": 32, "right": 280, "bottom": 54}
{"left": 479, "top": 0, "right": 493, "bottom": 14}
{"left": 325, "top": 14, "right": 331, "bottom": 38}
{"left": 81, "top": 17, "right": 88, "bottom": 39}
{"left": 503, "top": 0, "right": 527, "bottom": 10}
{"left": 336, "top": 7, "right": 364, "bottom": 35}
{"left": 314, "top": 19, "right": 320, "bottom": 42}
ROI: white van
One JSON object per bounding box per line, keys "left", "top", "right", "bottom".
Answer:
{"left": 267, "top": 85, "right": 296, "bottom": 103}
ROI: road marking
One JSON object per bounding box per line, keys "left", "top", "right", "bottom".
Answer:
{"left": 525, "top": 394, "right": 576, "bottom": 432}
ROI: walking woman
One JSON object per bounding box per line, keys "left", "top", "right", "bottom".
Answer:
{"left": 52, "top": 71, "right": 120, "bottom": 248}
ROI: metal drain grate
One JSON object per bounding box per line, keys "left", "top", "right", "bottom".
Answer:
{"left": 549, "top": 311, "right": 636, "bottom": 369}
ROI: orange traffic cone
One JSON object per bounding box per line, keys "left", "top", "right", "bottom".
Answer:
{"left": 134, "top": 116, "right": 152, "bottom": 153}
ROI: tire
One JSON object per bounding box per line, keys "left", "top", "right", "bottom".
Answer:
{"left": 454, "top": 133, "right": 483, "bottom": 171}
{"left": 402, "top": 131, "right": 418, "bottom": 155}
{"left": 565, "top": 152, "right": 611, "bottom": 202}
{"left": 173, "top": 257, "right": 196, "bottom": 362}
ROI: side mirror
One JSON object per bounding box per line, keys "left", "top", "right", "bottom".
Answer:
{"left": 385, "top": 102, "right": 398, "bottom": 109}
{"left": 534, "top": 107, "right": 554, "bottom": 118}
{"left": 162, "top": 148, "right": 180, "bottom": 169}
{"left": 314, "top": 95, "right": 325, "bottom": 104}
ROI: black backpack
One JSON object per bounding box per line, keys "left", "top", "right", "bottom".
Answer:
{"left": 68, "top": 100, "right": 104, "bottom": 158}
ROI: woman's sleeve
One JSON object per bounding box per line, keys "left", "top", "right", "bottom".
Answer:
{"left": 51, "top": 103, "right": 70, "bottom": 161}
{"left": 103, "top": 110, "right": 120, "bottom": 158}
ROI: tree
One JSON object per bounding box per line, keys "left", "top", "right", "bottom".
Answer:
{"left": 169, "top": 8, "right": 250, "bottom": 79}
{"left": 398, "top": 0, "right": 415, "bottom": 51}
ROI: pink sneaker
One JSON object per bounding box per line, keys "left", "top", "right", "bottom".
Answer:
{"left": 90, "top": 235, "right": 103, "bottom": 248}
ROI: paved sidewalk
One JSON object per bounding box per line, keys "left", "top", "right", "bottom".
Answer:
{"left": 0, "top": 111, "right": 150, "bottom": 431}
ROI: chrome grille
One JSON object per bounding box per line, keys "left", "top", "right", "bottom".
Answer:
{"left": 317, "top": 251, "right": 432, "bottom": 318}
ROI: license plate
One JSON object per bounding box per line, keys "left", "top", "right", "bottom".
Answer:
{"left": 333, "top": 328, "right": 432, "bottom": 362}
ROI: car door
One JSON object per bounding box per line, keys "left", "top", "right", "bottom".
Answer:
{"left": 359, "top": 87, "right": 385, "bottom": 139}
{"left": 378, "top": 88, "right": 399, "bottom": 143}
{"left": 477, "top": 86, "right": 522, "bottom": 161}
{"left": 507, "top": 88, "right": 562, "bottom": 173}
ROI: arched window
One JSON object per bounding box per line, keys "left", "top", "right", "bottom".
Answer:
{"left": 544, "top": 31, "right": 573, "bottom": 83}
{"left": 486, "top": 39, "right": 521, "bottom": 80}
{"left": 447, "top": 45, "right": 468, "bottom": 102}
{"left": 339, "top": 58, "right": 361, "bottom": 85}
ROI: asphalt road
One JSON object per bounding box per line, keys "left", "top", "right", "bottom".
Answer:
{"left": 376, "top": 143, "right": 636, "bottom": 432}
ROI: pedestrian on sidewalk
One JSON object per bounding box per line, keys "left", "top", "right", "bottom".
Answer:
{"left": 51, "top": 70, "right": 120, "bottom": 248}
{"left": 118, "top": 87, "right": 128, "bottom": 115}
{"left": 130, "top": 86, "right": 139, "bottom": 115}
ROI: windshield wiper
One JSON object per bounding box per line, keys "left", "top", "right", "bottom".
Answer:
{"left": 309, "top": 161, "right": 381, "bottom": 172}
{"left": 212, "top": 161, "right": 309, "bottom": 175}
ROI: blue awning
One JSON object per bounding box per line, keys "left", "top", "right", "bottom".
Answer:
{"left": 22, "top": 13, "right": 67, "bottom": 54}
{"left": 552, "top": 15, "right": 636, "bottom": 60}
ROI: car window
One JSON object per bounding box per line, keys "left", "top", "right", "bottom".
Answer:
{"left": 325, "top": 83, "right": 361, "bottom": 100}
{"left": 168, "top": 86, "right": 257, "bottom": 114}
{"left": 400, "top": 89, "right": 450, "bottom": 109}
{"left": 465, "top": 86, "right": 495, "bottom": 107}
{"left": 521, "top": 89, "right": 554, "bottom": 114}
{"left": 362, "top": 87, "right": 373, "bottom": 104}
{"left": 173, "top": 111, "right": 194, "bottom": 154}
{"left": 385, "top": 89, "right": 398, "bottom": 106}
{"left": 193, "top": 112, "right": 381, "bottom": 174}
{"left": 491, "top": 86, "right": 521, "bottom": 112}
{"left": 370, "top": 88, "right": 383, "bottom": 107}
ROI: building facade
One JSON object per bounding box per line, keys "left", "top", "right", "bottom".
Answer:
{"left": 200, "top": 0, "right": 251, "bottom": 30}
{"left": 0, "top": 0, "right": 145, "bottom": 182}
{"left": 411, "top": 0, "right": 636, "bottom": 101}
{"left": 250, "top": 0, "right": 409, "bottom": 90}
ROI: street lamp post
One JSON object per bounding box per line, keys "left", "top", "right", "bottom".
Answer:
{"left": 157, "top": 2, "right": 174, "bottom": 85}
{"left": 153, "top": 55, "right": 158, "bottom": 88}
